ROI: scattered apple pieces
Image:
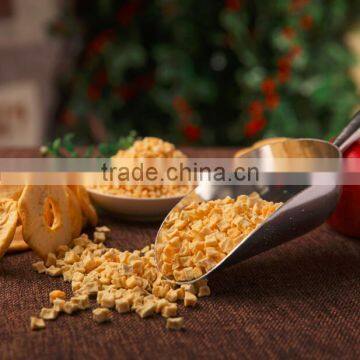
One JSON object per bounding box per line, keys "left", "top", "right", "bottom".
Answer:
{"left": 31, "top": 230, "right": 211, "bottom": 330}
{"left": 32, "top": 261, "right": 46, "bottom": 274}
{"left": 40, "top": 307, "right": 59, "bottom": 320}
{"left": 53, "top": 298, "right": 66, "bottom": 312}
{"left": 166, "top": 317, "right": 184, "bottom": 330}
{"left": 49, "top": 290, "right": 66, "bottom": 304}
{"left": 96, "top": 226, "right": 110, "bottom": 233}
{"left": 93, "top": 308, "right": 111, "bottom": 323}
{"left": 30, "top": 317, "right": 46, "bottom": 331}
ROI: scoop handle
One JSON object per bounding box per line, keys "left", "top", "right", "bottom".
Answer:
{"left": 333, "top": 111, "right": 360, "bottom": 152}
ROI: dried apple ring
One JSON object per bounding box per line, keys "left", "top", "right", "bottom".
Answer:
{"left": 0, "top": 199, "right": 18, "bottom": 258}
{"left": 18, "top": 185, "right": 72, "bottom": 258}
{"left": 69, "top": 185, "right": 98, "bottom": 227}
{"left": 0, "top": 185, "right": 24, "bottom": 201}
{"left": 66, "top": 187, "right": 83, "bottom": 239}
{"left": 7, "top": 226, "right": 30, "bottom": 253}
{"left": 43, "top": 196, "right": 55, "bottom": 228}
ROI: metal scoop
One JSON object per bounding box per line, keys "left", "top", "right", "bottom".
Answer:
{"left": 155, "top": 112, "right": 360, "bottom": 284}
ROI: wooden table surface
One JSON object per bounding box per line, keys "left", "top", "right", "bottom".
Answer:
{"left": 0, "top": 148, "right": 359, "bottom": 360}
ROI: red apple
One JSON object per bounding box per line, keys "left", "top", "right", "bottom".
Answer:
{"left": 328, "top": 139, "right": 360, "bottom": 237}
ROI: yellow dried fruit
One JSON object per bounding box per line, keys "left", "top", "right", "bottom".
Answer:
{"left": 66, "top": 187, "right": 83, "bottom": 239}
{"left": 157, "top": 193, "right": 282, "bottom": 281}
{"left": 95, "top": 137, "right": 191, "bottom": 199}
{"left": 40, "top": 307, "right": 59, "bottom": 320}
{"left": 53, "top": 298, "right": 65, "bottom": 312}
{"left": 0, "top": 199, "right": 19, "bottom": 258}
{"left": 32, "top": 261, "right": 46, "bottom": 274}
{"left": 18, "top": 186, "right": 72, "bottom": 258}
{"left": 49, "top": 290, "right": 66, "bottom": 304}
{"left": 0, "top": 185, "right": 24, "bottom": 201}
{"left": 166, "top": 317, "right": 184, "bottom": 330}
{"left": 37, "top": 230, "right": 211, "bottom": 331}
{"left": 6, "top": 226, "right": 30, "bottom": 253}
{"left": 30, "top": 317, "right": 45, "bottom": 330}
{"left": 184, "top": 292, "right": 197, "bottom": 307}
{"left": 70, "top": 185, "right": 98, "bottom": 227}
{"left": 93, "top": 308, "right": 111, "bottom": 323}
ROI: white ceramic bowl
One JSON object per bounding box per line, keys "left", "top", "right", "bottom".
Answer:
{"left": 87, "top": 187, "right": 185, "bottom": 221}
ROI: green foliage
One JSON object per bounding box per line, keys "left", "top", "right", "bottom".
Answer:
{"left": 51, "top": 0, "right": 359, "bottom": 146}
{"left": 44, "top": 131, "right": 137, "bottom": 157}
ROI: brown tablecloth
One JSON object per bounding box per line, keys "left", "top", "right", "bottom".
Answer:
{"left": 0, "top": 148, "right": 359, "bottom": 359}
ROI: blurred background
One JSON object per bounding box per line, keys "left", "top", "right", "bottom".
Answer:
{"left": 0, "top": 0, "right": 359, "bottom": 148}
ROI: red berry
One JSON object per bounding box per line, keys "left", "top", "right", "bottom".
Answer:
{"left": 244, "top": 118, "right": 266, "bottom": 137}
{"left": 282, "top": 26, "right": 296, "bottom": 40}
{"left": 248, "top": 101, "right": 264, "bottom": 118}
{"left": 94, "top": 70, "right": 108, "bottom": 87}
{"left": 118, "top": 84, "right": 137, "bottom": 102}
{"left": 265, "top": 93, "right": 280, "bottom": 110}
{"left": 88, "top": 38, "right": 105, "bottom": 56}
{"left": 173, "top": 96, "right": 191, "bottom": 114}
{"left": 277, "top": 69, "right": 291, "bottom": 84}
{"left": 261, "top": 78, "right": 277, "bottom": 95}
{"left": 289, "top": 45, "right": 302, "bottom": 59}
{"left": 87, "top": 29, "right": 115, "bottom": 56}
{"left": 116, "top": 0, "right": 142, "bottom": 27}
{"left": 184, "top": 124, "right": 201, "bottom": 142}
{"left": 277, "top": 56, "right": 291, "bottom": 72}
{"left": 290, "top": 0, "right": 309, "bottom": 11}
{"left": 135, "top": 73, "right": 155, "bottom": 91}
{"left": 225, "top": 0, "right": 242, "bottom": 11}
{"left": 60, "top": 110, "right": 77, "bottom": 126}
{"left": 224, "top": 34, "right": 235, "bottom": 48}
{"left": 300, "top": 15, "right": 313, "bottom": 30}
{"left": 87, "top": 85, "right": 101, "bottom": 101}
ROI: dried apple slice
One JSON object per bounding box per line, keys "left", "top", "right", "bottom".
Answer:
{"left": 69, "top": 185, "right": 98, "bottom": 227}
{"left": 0, "top": 185, "right": 24, "bottom": 201}
{"left": 7, "top": 226, "right": 30, "bottom": 253}
{"left": 18, "top": 186, "right": 72, "bottom": 258}
{"left": 66, "top": 186, "right": 83, "bottom": 239}
{"left": 0, "top": 199, "right": 19, "bottom": 258}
